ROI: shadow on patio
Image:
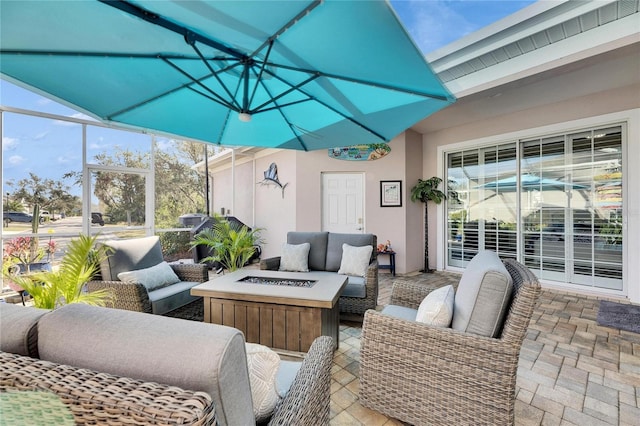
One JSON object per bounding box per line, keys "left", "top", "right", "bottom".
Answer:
{"left": 330, "top": 271, "right": 640, "bottom": 426}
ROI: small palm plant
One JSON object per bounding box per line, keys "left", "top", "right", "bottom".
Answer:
{"left": 6, "top": 234, "right": 114, "bottom": 309}
{"left": 410, "top": 177, "right": 448, "bottom": 273}
{"left": 191, "top": 216, "right": 264, "bottom": 272}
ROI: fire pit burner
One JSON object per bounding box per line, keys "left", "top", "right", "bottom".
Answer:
{"left": 239, "top": 276, "right": 316, "bottom": 288}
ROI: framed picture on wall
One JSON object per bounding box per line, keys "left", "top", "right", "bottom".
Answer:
{"left": 380, "top": 180, "right": 402, "bottom": 207}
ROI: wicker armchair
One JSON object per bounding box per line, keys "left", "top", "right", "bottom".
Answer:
{"left": 360, "top": 259, "right": 541, "bottom": 425}
{"left": 86, "top": 236, "right": 208, "bottom": 314}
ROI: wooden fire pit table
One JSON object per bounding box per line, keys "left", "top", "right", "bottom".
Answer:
{"left": 191, "top": 269, "right": 347, "bottom": 353}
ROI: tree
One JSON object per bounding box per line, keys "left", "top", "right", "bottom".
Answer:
{"left": 153, "top": 140, "right": 209, "bottom": 227}
{"left": 92, "top": 149, "right": 148, "bottom": 225}
{"left": 86, "top": 141, "right": 208, "bottom": 229}
{"left": 7, "top": 173, "right": 78, "bottom": 216}
{"left": 410, "top": 177, "right": 447, "bottom": 273}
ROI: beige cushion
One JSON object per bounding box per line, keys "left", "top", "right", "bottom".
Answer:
{"left": 117, "top": 261, "right": 180, "bottom": 290}
{"left": 337, "top": 244, "right": 373, "bottom": 277}
{"left": 451, "top": 250, "right": 513, "bottom": 338}
{"left": 245, "top": 343, "right": 282, "bottom": 422}
{"left": 416, "top": 285, "right": 455, "bottom": 327}
{"left": 279, "top": 243, "right": 310, "bottom": 272}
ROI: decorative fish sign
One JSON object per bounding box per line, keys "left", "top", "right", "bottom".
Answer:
{"left": 259, "top": 162, "right": 288, "bottom": 198}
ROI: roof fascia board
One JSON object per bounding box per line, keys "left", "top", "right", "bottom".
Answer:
{"left": 426, "top": 0, "right": 565, "bottom": 61}
{"left": 428, "top": 0, "right": 618, "bottom": 72}
{"left": 445, "top": 17, "right": 640, "bottom": 97}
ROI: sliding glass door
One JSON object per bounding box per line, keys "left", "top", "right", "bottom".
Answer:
{"left": 446, "top": 125, "right": 623, "bottom": 291}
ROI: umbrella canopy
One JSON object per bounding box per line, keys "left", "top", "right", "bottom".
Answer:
{"left": 0, "top": 0, "right": 454, "bottom": 151}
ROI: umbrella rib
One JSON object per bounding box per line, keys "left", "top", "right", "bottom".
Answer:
{"left": 248, "top": 41, "right": 275, "bottom": 109}
{"left": 263, "top": 69, "right": 388, "bottom": 142}
{"left": 0, "top": 49, "right": 200, "bottom": 60}
{"left": 250, "top": 70, "right": 319, "bottom": 113}
{"left": 268, "top": 62, "right": 452, "bottom": 102}
{"left": 188, "top": 43, "right": 241, "bottom": 110}
{"left": 249, "top": 0, "right": 323, "bottom": 59}
{"left": 257, "top": 98, "right": 314, "bottom": 113}
{"left": 105, "top": 61, "right": 236, "bottom": 120}
{"left": 255, "top": 77, "right": 309, "bottom": 151}
{"left": 161, "top": 57, "right": 238, "bottom": 110}
{"left": 99, "top": 0, "right": 246, "bottom": 60}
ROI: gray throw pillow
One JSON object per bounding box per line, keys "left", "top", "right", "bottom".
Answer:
{"left": 279, "top": 243, "right": 310, "bottom": 272}
{"left": 118, "top": 261, "right": 180, "bottom": 290}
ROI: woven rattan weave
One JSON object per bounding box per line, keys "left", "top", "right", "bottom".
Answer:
{"left": 0, "top": 352, "right": 216, "bottom": 425}
{"left": 360, "top": 259, "right": 541, "bottom": 425}
{"left": 87, "top": 262, "right": 208, "bottom": 313}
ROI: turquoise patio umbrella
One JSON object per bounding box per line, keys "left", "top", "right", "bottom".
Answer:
{"left": 0, "top": 0, "right": 454, "bottom": 151}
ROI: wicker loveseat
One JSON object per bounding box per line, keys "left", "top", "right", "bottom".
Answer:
{"left": 260, "top": 231, "right": 378, "bottom": 315}
{"left": 0, "top": 303, "right": 334, "bottom": 426}
{"left": 360, "top": 254, "right": 541, "bottom": 425}
{"left": 87, "top": 236, "right": 208, "bottom": 315}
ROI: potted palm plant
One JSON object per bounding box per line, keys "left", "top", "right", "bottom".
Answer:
{"left": 4, "top": 234, "right": 114, "bottom": 309}
{"left": 190, "top": 216, "right": 264, "bottom": 272}
{"left": 410, "top": 177, "right": 448, "bottom": 273}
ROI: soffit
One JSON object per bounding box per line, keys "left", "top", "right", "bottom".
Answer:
{"left": 412, "top": 42, "right": 639, "bottom": 135}
{"left": 412, "top": 0, "right": 640, "bottom": 134}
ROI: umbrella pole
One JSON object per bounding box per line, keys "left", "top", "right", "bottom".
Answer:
{"left": 204, "top": 145, "right": 210, "bottom": 217}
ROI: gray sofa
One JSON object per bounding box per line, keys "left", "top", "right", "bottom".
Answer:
{"left": 261, "top": 232, "right": 378, "bottom": 315}
{"left": 87, "top": 236, "right": 208, "bottom": 315}
{"left": 0, "top": 302, "right": 333, "bottom": 425}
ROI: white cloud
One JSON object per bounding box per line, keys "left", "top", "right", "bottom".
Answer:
{"left": 398, "top": 0, "right": 475, "bottom": 54}
{"left": 2, "top": 137, "right": 19, "bottom": 151}
{"left": 155, "top": 139, "right": 174, "bottom": 151}
{"left": 70, "top": 112, "right": 96, "bottom": 121}
{"left": 53, "top": 112, "right": 96, "bottom": 126}
{"left": 36, "top": 97, "right": 53, "bottom": 106}
{"left": 8, "top": 155, "right": 25, "bottom": 165}
{"left": 33, "top": 131, "right": 49, "bottom": 141}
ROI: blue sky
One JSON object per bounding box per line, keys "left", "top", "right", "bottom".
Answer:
{"left": 1, "top": 0, "right": 536, "bottom": 190}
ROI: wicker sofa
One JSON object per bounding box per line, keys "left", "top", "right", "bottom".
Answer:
{"left": 87, "top": 236, "right": 208, "bottom": 315}
{"left": 260, "top": 231, "right": 378, "bottom": 315}
{"left": 0, "top": 303, "right": 333, "bottom": 426}
{"left": 360, "top": 254, "right": 541, "bottom": 425}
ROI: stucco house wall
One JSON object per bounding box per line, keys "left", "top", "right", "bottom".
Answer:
{"left": 209, "top": 132, "right": 426, "bottom": 275}
{"left": 422, "top": 84, "right": 640, "bottom": 302}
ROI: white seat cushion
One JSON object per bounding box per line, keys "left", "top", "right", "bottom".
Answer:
{"left": 381, "top": 305, "right": 419, "bottom": 321}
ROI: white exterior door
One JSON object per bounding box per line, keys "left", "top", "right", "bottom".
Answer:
{"left": 321, "top": 172, "right": 364, "bottom": 233}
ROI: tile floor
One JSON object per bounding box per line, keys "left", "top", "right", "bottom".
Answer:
{"left": 329, "top": 271, "right": 640, "bottom": 426}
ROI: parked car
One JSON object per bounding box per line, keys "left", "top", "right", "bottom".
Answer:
{"left": 39, "top": 210, "right": 59, "bottom": 221}
{"left": 91, "top": 212, "right": 105, "bottom": 226}
{"left": 3, "top": 211, "right": 33, "bottom": 226}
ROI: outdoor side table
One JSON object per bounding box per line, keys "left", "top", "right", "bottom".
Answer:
{"left": 378, "top": 250, "right": 396, "bottom": 276}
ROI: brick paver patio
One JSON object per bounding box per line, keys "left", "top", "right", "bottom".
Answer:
{"left": 330, "top": 271, "right": 640, "bottom": 425}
